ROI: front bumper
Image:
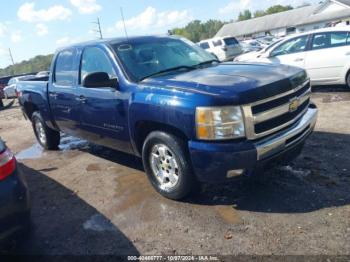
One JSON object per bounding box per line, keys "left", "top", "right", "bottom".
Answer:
{"left": 189, "top": 105, "right": 318, "bottom": 182}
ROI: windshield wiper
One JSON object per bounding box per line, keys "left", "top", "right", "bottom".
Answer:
{"left": 140, "top": 66, "right": 196, "bottom": 81}
{"left": 194, "top": 59, "right": 220, "bottom": 68}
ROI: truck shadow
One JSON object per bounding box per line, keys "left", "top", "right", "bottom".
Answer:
{"left": 312, "top": 85, "right": 349, "bottom": 93}
{"left": 188, "top": 131, "right": 350, "bottom": 213}
{"left": 14, "top": 163, "right": 139, "bottom": 256}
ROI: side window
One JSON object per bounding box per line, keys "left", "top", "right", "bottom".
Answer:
{"left": 312, "top": 32, "right": 349, "bottom": 50}
{"left": 80, "top": 47, "right": 116, "bottom": 83}
{"left": 54, "top": 49, "right": 76, "bottom": 86}
{"left": 271, "top": 36, "right": 308, "bottom": 57}
{"left": 330, "top": 32, "right": 348, "bottom": 47}
{"left": 212, "top": 40, "right": 223, "bottom": 47}
{"left": 312, "top": 33, "right": 329, "bottom": 50}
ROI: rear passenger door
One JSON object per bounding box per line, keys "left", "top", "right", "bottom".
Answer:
{"left": 50, "top": 48, "right": 81, "bottom": 135}
{"left": 305, "top": 31, "right": 350, "bottom": 84}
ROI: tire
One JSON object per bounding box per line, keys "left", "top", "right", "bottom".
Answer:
{"left": 142, "top": 131, "right": 197, "bottom": 200}
{"left": 347, "top": 72, "right": 350, "bottom": 89}
{"left": 31, "top": 112, "right": 60, "bottom": 150}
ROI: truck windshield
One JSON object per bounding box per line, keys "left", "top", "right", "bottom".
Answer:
{"left": 111, "top": 37, "right": 217, "bottom": 82}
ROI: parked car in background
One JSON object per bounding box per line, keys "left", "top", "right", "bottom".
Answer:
{"left": 0, "top": 138, "right": 30, "bottom": 247}
{"left": 35, "top": 71, "right": 50, "bottom": 78}
{"left": 235, "top": 39, "right": 284, "bottom": 62}
{"left": 240, "top": 39, "right": 263, "bottom": 53}
{"left": 198, "top": 36, "right": 243, "bottom": 61}
{"left": 255, "top": 36, "right": 280, "bottom": 47}
{"left": 3, "top": 75, "right": 35, "bottom": 99}
{"left": 18, "top": 35, "right": 317, "bottom": 200}
{"left": 235, "top": 27, "right": 350, "bottom": 88}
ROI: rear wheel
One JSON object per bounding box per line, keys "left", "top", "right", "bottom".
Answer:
{"left": 142, "top": 131, "right": 196, "bottom": 200}
{"left": 347, "top": 72, "right": 350, "bottom": 89}
{"left": 31, "top": 112, "right": 60, "bottom": 150}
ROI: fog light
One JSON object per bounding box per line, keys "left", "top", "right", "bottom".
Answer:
{"left": 227, "top": 169, "right": 244, "bottom": 178}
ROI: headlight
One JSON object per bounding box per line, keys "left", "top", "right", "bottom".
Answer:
{"left": 196, "top": 106, "right": 245, "bottom": 140}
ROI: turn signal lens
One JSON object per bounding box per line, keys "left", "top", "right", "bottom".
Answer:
{"left": 0, "top": 149, "right": 16, "bottom": 180}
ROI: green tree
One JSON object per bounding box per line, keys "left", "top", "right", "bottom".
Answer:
{"left": 254, "top": 10, "right": 266, "bottom": 18}
{"left": 171, "top": 19, "right": 226, "bottom": 42}
{"left": 238, "top": 10, "right": 252, "bottom": 21}
{"left": 265, "top": 5, "right": 293, "bottom": 15}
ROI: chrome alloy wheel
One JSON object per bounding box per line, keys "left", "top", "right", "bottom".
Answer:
{"left": 35, "top": 120, "right": 47, "bottom": 145}
{"left": 150, "top": 144, "right": 180, "bottom": 190}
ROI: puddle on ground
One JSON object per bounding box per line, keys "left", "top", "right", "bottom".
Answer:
{"left": 215, "top": 205, "right": 242, "bottom": 224}
{"left": 59, "top": 135, "right": 89, "bottom": 151}
{"left": 113, "top": 172, "right": 242, "bottom": 225}
{"left": 86, "top": 163, "right": 102, "bottom": 172}
{"left": 114, "top": 172, "right": 158, "bottom": 213}
{"left": 83, "top": 214, "right": 116, "bottom": 232}
{"left": 16, "top": 143, "right": 45, "bottom": 160}
{"left": 321, "top": 93, "right": 350, "bottom": 103}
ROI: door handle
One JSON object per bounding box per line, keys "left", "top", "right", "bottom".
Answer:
{"left": 345, "top": 52, "right": 350, "bottom": 56}
{"left": 294, "top": 58, "right": 304, "bottom": 62}
{"left": 76, "top": 96, "right": 87, "bottom": 103}
{"left": 49, "top": 92, "right": 58, "bottom": 99}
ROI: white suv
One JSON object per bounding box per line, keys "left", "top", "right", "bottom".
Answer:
{"left": 198, "top": 36, "right": 242, "bottom": 61}
{"left": 235, "top": 27, "right": 350, "bottom": 88}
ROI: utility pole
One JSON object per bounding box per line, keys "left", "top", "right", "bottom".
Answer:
{"left": 92, "top": 17, "right": 103, "bottom": 39}
{"left": 8, "top": 48, "right": 15, "bottom": 66}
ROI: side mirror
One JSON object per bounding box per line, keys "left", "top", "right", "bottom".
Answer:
{"left": 82, "top": 72, "right": 118, "bottom": 88}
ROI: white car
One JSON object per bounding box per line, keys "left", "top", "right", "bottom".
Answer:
{"left": 4, "top": 75, "right": 35, "bottom": 99}
{"left": 198, "top": 36, "right": 243, "bottom": 61}
{"left": 235, "top": 27, "right": 350, "bottom": 88}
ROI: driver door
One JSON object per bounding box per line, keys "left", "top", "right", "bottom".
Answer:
{"left": 268, "top": 35, "right": 310, "bottom": 69}
{"left": 77, "top": 46, "right": 133, "bottom": 153}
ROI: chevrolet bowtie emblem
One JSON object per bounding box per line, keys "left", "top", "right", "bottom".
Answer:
{"left": 289, "top": 98, "right": 300, "bottom": 112}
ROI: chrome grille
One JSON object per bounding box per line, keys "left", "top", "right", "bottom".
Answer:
{"left": 242, "top": 80, "right": 311, "bottom": 140}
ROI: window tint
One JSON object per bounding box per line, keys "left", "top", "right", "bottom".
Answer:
{"left": 312, "top": 32, "right": 349, "bottom": 50}
{"left": 212, "top": 40, "right": 223, "bottom": 47}
{"left": 271, "top": 36, "right": 308, "bottom": 56}
{"left": 54, "top": 49, "right": 76, "bottom": 86}
{"left": 199, "top": 42, "right": 210, "bottom": 49}
{"left": 223, "top": 37, "right": 238, "bottom": 46}
{"left": 80, "top": 47, "right": 116, "bottom": 83}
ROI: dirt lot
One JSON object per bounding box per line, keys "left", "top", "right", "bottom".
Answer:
{"left": 0, "top": 87, "right": 350, "bottom": 256}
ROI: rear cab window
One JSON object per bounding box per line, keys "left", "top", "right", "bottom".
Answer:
{"left": 199, "top": 42, "right": 210, "bottom": 49}
{"left": 54, "top": 49, "right": 77, "bottom": 86}
{"left": 223, "top": 37, "right": 239, "bottom": 46}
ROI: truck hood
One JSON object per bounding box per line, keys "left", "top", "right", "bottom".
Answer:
{"left": 142, "top": 63, "right": 305, "bottom": 104}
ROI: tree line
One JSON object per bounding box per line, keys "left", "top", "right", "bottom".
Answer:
{"left": 171, "top": 4, "right": 306, "bottom": 42}
{"left": 0, "top": 54, "right": 53, "bottom": 77}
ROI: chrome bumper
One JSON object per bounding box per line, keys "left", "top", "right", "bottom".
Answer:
{"left": 255, "top": 107, "right": 318, "bottom": 161}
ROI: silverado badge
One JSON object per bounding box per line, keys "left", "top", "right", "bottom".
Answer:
{"left": 289, "top": 98, "right": 300, "bottom": 112}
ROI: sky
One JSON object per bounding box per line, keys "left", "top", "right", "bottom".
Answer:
{"left": 0, "top": 0, "right": 321, "bottom": 68}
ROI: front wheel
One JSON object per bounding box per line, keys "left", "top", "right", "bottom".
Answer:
{"left": 142, "top": 131, "right": 197, "bottom": 200}
{"left": 347, "top": 73, "right": 350, "bottom": 89}
{"left": 31, "top": 112, "right": 60, "bottom": 150}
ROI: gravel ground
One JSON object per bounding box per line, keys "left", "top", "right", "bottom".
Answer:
{"left": 0, "top": 87, "right": 349, "bottom": 256}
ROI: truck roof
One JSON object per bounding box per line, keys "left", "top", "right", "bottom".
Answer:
{"left": 56, "top": 35, "right": 178, "bottom": 51}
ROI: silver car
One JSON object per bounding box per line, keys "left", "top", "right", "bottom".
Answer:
{"left": 4, "top": 75, "right": 35, "bottom": 99}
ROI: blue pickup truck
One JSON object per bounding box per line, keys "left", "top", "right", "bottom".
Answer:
{"left": 17, "top": 35, "right": 318, "bottom": 199}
